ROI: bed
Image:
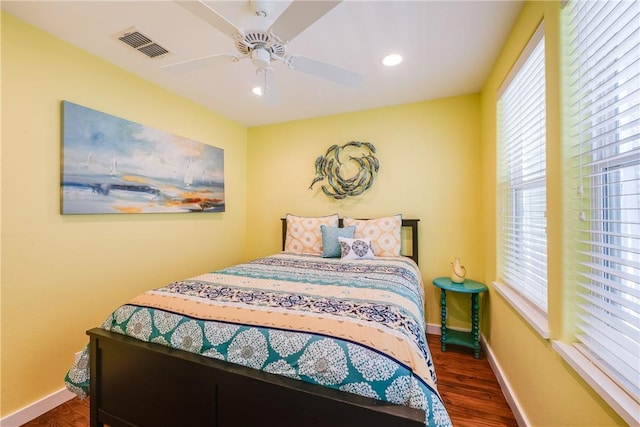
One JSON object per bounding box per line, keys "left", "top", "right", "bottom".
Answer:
{"left": 65, "top": 215, "right": 451, "bottom": 427}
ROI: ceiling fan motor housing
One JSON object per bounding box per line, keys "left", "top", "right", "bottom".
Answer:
{"left": 235, "top": 31, "right": 286, "bottom": 67}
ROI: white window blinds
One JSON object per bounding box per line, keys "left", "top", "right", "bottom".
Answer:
{"left": 564, "top": 0, "right": 640, "bottom": 401}
{"left": 497, "top": 24, "right": 548, "bottom": 313}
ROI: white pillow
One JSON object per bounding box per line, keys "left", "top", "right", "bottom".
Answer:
{"left": 338, "top": 237, "right": 375, "bottom": 260}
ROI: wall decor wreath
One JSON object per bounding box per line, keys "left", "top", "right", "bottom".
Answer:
{"left": 308, "top": 141, "right": 379, "bottom": 199}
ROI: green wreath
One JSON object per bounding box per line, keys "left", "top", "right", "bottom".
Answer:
{"left": 309, "top": 141, "right": 379, "bottom": 199}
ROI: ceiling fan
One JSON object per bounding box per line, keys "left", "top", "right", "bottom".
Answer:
{"left": 163, "top": 0, "right": 364, "bottom": 104}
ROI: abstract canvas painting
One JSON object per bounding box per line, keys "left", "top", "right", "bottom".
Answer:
{"left": 61, "top": 101, "right": 225, "bottom": 214}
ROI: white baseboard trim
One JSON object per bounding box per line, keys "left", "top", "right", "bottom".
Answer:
{"left": 480, "top": 333, "right": 530, "bottom": 427}
{"left": 427, "top": 322, "right": 528, "bottom": 427}
{"left": 426, "top": 322, "right": 442, "bottom": 335}
{"left": 0, "top": 388, "right": 75, "bottom": 427}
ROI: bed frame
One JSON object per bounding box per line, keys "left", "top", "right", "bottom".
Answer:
{"left": 88, "top": 219, "right": 423, "bottom": 427}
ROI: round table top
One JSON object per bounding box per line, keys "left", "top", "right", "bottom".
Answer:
{"left": 432, "top": 277, "right": 487, "bottom": 293}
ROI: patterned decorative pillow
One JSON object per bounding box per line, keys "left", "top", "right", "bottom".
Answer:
{"left": 343, "top": 215, "right": 402, "bottom": 257}
{"left": 321, "top": 225, "right": 356, "bottom": 258}
{"left": 338, "top": 237, "right": 375, "bottom": 260}
{"left": 284, "top": 214, "right": 339, "bottom": 255}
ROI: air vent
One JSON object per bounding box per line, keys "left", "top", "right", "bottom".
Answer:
{"left": 112, "top": 27, "right": 171, "bottom": 59}
{"left": 138, "top": 43, "right": 170, "bottom": 58}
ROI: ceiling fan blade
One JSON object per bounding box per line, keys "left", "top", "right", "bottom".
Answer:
{"left": 161, "top": 53, "right": 239, "bottom": 73}
{"left": 175, "top": 1, "right": 239, "bottom": 36}
{"left": 287, "top": 56, "right": 363, "bottom": 87}
{"left": 269, "top": 1, "right": 342, "bottom": 43}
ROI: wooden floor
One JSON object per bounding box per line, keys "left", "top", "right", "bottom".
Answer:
{"left": 21, "top": 397, "right": 89, "bottom": 427}
{"left": 22, "top": 334, "right": 516, "bottom": 426}
{"left": 427, "top": 334, "right": 518, "bottom": 427}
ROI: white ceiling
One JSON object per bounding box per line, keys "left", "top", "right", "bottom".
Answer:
{"left": 2, "top": 0, "right": 524, "bottom": 127}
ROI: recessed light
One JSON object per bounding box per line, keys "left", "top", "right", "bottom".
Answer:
{"left": 381, "top": 53, "right": 403, "bottom": 67}
{"left": 252, "top": 86, "right": 263, "bottom": 96}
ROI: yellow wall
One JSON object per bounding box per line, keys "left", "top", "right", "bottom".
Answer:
{"left": 1, "top": 13, "right": 248, "bottom": 415}
{"left": 2, "top": 1, "right": 630, "bottom": 425}
{"left": 0, "top": 9, "right": 4, "bottom": 417}
{"left": 480, "top": 2, "right": 625, "bottom": 425}
{"left": 246, "top": 96, "right": 485, "bottom": 330}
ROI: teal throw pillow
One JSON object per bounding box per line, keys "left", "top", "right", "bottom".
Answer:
{"left": 321, "top": 225, "right": 356, "bottom": 258}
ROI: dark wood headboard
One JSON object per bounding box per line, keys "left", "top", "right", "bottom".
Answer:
{"left": 281, "top": 218, "right": 420, "bottom": 265}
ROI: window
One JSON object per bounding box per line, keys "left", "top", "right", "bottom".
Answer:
{"left": 556, "top": 0, "right": 639, "bottom": 423}
{"left": 496, "top": 23, "right": 548, "bottom": 335}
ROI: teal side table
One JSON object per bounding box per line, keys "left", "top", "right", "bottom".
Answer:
{"left": 432, "top": 277, "right": 487, "bottom": 359}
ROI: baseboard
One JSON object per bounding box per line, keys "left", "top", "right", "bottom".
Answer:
{"left": 427, "top": 323, "right": 528, "bottom": 427}
{"left": 480, "top": 333, "right": 530, "bottom": 427}
{"left": 0, "top": 388, "right": 75, "bottom": 427}
{"left": 426, "top": 322, "right": 441, "bottom": 336}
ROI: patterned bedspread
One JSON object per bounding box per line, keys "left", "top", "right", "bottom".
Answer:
{"left": 66, "top": 253, "right": 451, "bottom": 427}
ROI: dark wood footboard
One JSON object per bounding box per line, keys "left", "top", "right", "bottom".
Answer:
{"left": 88, "top": 328, "right": 425, "bottom": 427}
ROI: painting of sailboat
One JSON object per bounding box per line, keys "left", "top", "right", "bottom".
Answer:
{"left": 61, "top": 101, "right": 225, "bottom": 214}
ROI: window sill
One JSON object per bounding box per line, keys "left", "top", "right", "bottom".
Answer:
{"left": 553, "top": 341, "right": 639, "bottom": 426}
{"left": 492, "top": 281, "right": 550, "bottom": 339}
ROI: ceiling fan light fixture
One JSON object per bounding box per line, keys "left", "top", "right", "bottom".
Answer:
{"left": 381, "top": 53, "right": 403, "bottom": 67}
{"left": 251, "top": 47, "right": 272, "bottom": 69}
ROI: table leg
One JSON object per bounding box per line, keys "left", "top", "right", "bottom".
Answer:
{"left": 440, "top": 289, "right": 447, "bottom": 352}
{"left": 471, "top": 293, "right": 480, "bottom": 358}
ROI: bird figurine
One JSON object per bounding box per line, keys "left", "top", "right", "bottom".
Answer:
{"left": 451, "top": 257, "right": 466, "bottom": 283}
